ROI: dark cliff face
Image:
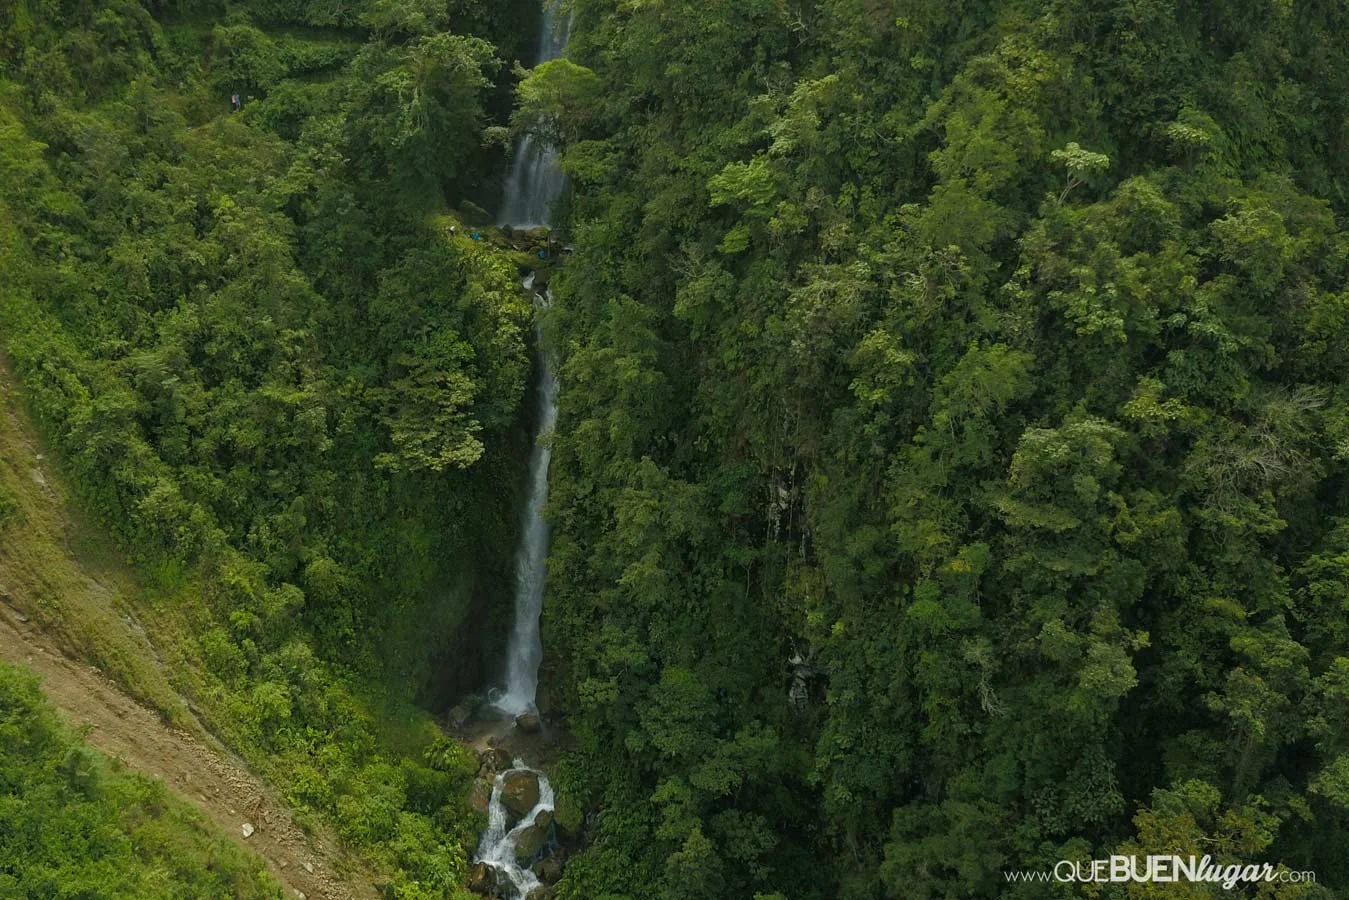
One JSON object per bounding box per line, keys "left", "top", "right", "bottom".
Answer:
{"left": 416, "top": 577, "right": 505, "bottom": 713}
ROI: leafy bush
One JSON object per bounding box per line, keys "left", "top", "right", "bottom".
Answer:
{"left": 209, "top": 24, "right": 285, "bottom": 95}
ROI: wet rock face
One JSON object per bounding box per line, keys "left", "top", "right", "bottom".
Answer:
{"left": 532, "top": 856, "right": 563, "bottom": 885}
{"left": 469, "top": 778, "right": 493, "bottom": 814}
{"left": 468, "top": 861, "right": 500, "bottom": 896}
{"left": 500, "top": 770, "right": 541, "bottom": 819}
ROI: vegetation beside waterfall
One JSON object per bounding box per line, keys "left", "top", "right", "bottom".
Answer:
{"left": 535, "top": 1, "right": 1349, "bottom": 898}
{"left": 0, "top": 0, "right": 539, "bottom": 894}
{"left": 1, "top": 0, "right": 1347, "bottom": 899}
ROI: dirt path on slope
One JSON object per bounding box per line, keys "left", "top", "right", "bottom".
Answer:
{"left": 0, "top": 602, "right": 377, "bottom": 900}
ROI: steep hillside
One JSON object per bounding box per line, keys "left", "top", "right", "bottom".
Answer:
{"left": 0, "top": 660, "right": 284, "bottom": 899}
{"left": 534, "top": 1, "right": 1349, "bottom": 897}
{"left": 1, "top": 361, "right": 338, "bottom": 897}
{"left": 0, "top": 1, "right": 541, "bottom": 895}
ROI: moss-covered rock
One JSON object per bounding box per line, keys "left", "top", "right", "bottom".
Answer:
{"left": 500, "top": 770, "right": 541, "bottom": 819}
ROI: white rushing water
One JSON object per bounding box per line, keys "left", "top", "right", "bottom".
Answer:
{"left": 497, "top": 3, "right": 571, "bottom": 228}
{"left": 476, "top": 761, "right": 556, "bottom": 899}
{"left": 494, "top": 0, "right": 570, "bottom": 719}
{"left": 496, "top": 275, "right": 558, "bottom": 718}
{"left": 476, "top": 6, "right": 568, "bottom": 892}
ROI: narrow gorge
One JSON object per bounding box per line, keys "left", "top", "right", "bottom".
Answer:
{"left": 468, "top": 5, "right": 570, "bottom": 898}
{"left": 3, "top": 0, "right": 1346, "bottom": 897}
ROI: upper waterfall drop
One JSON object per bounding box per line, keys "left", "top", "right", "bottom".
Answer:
{"left": 497, "top": 3, "right": 571, "bottom": 229}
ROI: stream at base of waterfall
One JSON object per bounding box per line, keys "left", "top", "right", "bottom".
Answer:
{"left": 475, "top": 761, "right": 555, "bottom": 899}
{"left": 473, "top": 2, "right": 570, "bottom": 896}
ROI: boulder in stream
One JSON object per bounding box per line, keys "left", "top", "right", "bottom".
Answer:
{"left": 515, "top": 712, "right": 542, "bottom": 734}
{"left": 514, "top": 809, "right": 554, "bottom": 863}
{"left": 468, "top": 862, "right": 500, "bottom": 896}
{"left": 525, "top": 887, "right": 554, "bottom": 900}
{"left": 500, "top": 770, "right": 541, "bottom": 819}
{"left": 514, "top": 823, "right": 548, "bottom": 864}
{"left": 532, "top": 856, "right": 563, "bottom": 885}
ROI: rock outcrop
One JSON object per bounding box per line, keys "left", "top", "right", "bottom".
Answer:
{"left": 513, "top": 809, "right": 553, "bottom": 863}
{"left": 468, "top": 861, "right": 499, "bottom": 896}
{"left": 448, "top": 694, "right": 481, "bottom": 730}
{"left": 500, "top": 770, "right": 541, "bottom": 820}
{"left": 532, "top": 856, "right": 563, "bottom": 885}
{"left": 479, "top": 747, "right": 512, "bottom": 773}
{"left": 469, "top": 778, "right": 492, "bottom": 814}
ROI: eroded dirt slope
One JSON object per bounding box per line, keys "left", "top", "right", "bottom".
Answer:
{"left": 0, "top": 359, "right": 376, "bottom": 900}
{"left": 0, "top": 601, "right": 377, "bottom": 900}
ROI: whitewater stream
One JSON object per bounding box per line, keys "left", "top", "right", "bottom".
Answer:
{"left": 477, "top": 761, "right": 556, "bottom": 899}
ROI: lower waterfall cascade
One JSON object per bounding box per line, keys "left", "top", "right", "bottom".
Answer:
{"left": 473, "top": 761, "right": 556, "bottom": 899}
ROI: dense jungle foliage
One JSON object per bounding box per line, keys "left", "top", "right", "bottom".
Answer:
{"left": 0, "top": 662, "right": 280, "bottom": 898}
{"left": 0, "top": 0, "right": 539, "bottom": 893}
{"left": 3, "top": 0, "right": 1348, "bottom": 898}
{"left": 533, "top": 0, "right": 1349, "bottom": 898}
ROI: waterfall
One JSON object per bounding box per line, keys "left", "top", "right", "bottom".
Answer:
{"left": 497, "top": 3, "right": 570, "bottom": 228}
{"left": 496, "top": 275, "right": 557, "bottom": 717}
{"left": 475, "top": 6, "right": 568, "bottom": 894}
{"left": 475, "top": 761, "right": 556, "bottom": 899}
{"left": 494, "top": 1, "right": 569, "bottom": 718}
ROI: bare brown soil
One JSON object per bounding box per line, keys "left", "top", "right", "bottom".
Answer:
{"left": 0, "top": 599, "right": 378, "bottom": 900}
{"left": 0, "top": 357, "right": 377, "bottom": 900}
